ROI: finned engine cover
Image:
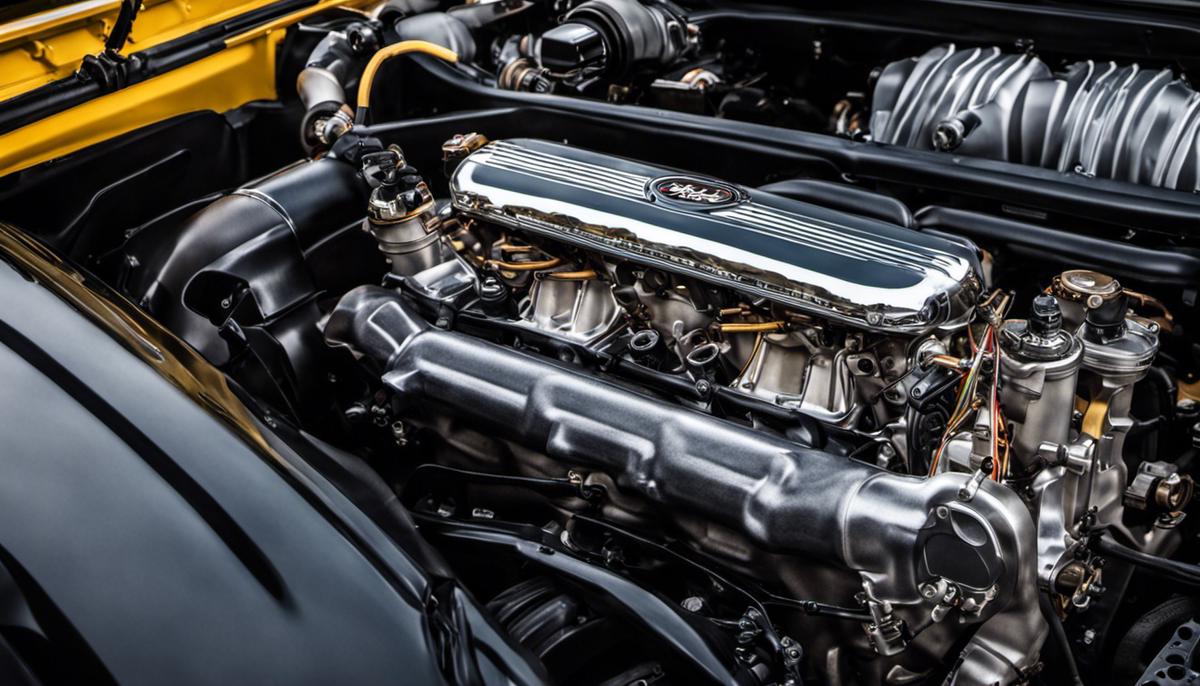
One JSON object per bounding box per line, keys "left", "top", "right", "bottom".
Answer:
{"left": 450, "top": 139, "right": 980, "bottom": 334}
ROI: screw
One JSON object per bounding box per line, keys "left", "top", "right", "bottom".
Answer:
{"left": 391, "top": 421, "right": 408, "bottom": 446}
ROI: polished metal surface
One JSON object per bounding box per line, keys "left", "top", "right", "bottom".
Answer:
{"left": 732, "top": 333, "right": 859, "bottom": 425}
{"left": 999, "top": 320, "right": 1084, "bottom": 468}
{"left": 325, "top": 285, "right": 1047, "bottom": 686}
{"left": 871, "top": 45, "right": 1049, "bottom": 153}
{"left": 1081, "top": 317, "right": 1159, "bottom": 376}
{"left": 872, "top": 44, "right": 1200, "bottom": 192}
{"left": 450, "top": 139, "right": 981, "bottom": 334}
{"left": 517, "top": 276, "right": 624, "bottom": 346}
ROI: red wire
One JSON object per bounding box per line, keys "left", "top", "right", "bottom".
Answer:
{"left": 988, "top": 327, "right": 1000, "bottom": 480}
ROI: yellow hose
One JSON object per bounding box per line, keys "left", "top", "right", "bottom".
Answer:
{"left": 484, "top": 258, "right": 563, "bottom": 272}
{"left": 543, "top": 270, "right": 599, "bottom": 281}
{"left": 719, "top": 322, "right": 785, "bottom": 334}
{"left": 356, "top": 40, "right": 458, "bottom": 119}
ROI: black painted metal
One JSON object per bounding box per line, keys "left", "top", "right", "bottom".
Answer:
{"left": 0, "top": 253, "right": 448, "bottom": 684}
{"left": 915, "top": 206, "right": 1200, "bottom": 286}
{"left": 121, "top": 155, "right": 369, "bottom": 363}
{"left": 379, "top": 58, "right": 1200, "bottom": 237}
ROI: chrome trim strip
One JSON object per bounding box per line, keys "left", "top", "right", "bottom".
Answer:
{"left": 451, "top": 139, "right": 980, "bottom": 334}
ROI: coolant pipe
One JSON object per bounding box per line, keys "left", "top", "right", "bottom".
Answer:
{"left": 324, "top": 286, "right": 1047, "bottom": 685}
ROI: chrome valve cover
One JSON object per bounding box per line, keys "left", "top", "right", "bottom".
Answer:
{"left": 450, "top": 138, "right": 981, "bottom": 334}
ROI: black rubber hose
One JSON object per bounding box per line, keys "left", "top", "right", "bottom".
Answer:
{"left": 1112, "top": 596, "right": 1199, "bottom": 683}
{"left": 1093, "top": 534, "right": 1200, "bottom": 587}
{"left": 1039, "top": 592, "right": 1085, "bottom": 686}
{"left": 105, "top": 0, "right": 142, "bottom": 53}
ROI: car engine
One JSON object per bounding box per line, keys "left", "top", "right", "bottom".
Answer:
{"left": 6, "top": 0, "right": 1200, "bottom": 684}
{"left": 305, "top": 133, "right": 1181, "bottom": 685}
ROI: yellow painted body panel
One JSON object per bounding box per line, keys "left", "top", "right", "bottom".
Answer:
{"left": 0, "top": 0, "right": 370, "bottom": 179}
{"left": 0, "top": 0, "right": 368, "bottom": 101}
{"left": 0, "top": 33, "right": 280, "bottom": 179}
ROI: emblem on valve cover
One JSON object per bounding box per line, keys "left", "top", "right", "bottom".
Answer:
{"left": 648, "top": 175, "right": 745, "bottom": 208}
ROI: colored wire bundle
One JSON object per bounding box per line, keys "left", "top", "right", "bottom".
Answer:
{"left": 928, "top": 292, "right": 1012, "bottom": 480}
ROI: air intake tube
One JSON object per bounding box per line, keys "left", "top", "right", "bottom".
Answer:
{"left": 296, "top": 21, "right": 381, "bottom": 151}
{"left": 324, "top": 286, "right": 1046, "bottom": 685}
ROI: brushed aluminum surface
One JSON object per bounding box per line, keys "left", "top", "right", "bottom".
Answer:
{"left": 872, "top": 44, "right": 1200, "bottom": 192}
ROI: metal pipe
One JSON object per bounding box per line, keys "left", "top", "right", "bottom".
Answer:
{"left": 483, "top": 257, "right": 562, "bottom": 272}
{"left": 719, "top": 321, "right": 785, "bottom": 333}
{"left": 324, "top": 287, "right": 1047, "bottom": 685}
{"left": 541, "top": 269, "right": 598, "bottom": 281}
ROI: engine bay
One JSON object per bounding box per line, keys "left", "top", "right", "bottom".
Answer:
{"left": 5, "top": 0, "right": 1200, "bottom": 684}
{"left": 309, "top": 133, "right": 1186, "bottom": 685}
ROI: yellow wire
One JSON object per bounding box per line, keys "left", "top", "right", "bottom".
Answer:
{"left": 929, "top": 325, "right": 997, "bottom": 477}
{"left": 356, "top": 40, "right": 459, "bottom": 111}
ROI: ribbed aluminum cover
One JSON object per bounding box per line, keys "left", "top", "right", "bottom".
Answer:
{"left": 450, "top": 139, "right": 980, "bottom": 334}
